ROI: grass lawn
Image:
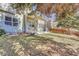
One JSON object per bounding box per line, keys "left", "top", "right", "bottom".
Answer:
{"left": 0, "top": 33, "right": 79, "bottom": 56}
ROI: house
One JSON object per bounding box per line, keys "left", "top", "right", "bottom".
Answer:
{"left": 26, "top": 11, "right": 56, "bottom": 34}
{"left": 26, "top": 11, "right": 47, "bottom": 34}
{"left": 0, "top": 7, "right": 21, "bottom": 34}
{"left": 0, "top": 4, "right": 57, "bottom": 35}
{"left": 0, "top": 9, "right": 56, "bottom": 34}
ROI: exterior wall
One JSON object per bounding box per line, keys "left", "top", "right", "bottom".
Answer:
{"left": 16, "top": 14, "right": 23, "bottom": 33}
{"left": 0, "top": 5, "right": 57, "bottom": 34}
{"left": 25, "top": 19, "right": 37, "bottom": 33}
{"left": 0, "top": 12, "right": 21, "bottom": 34}
{"left": 41, "top": 13, "right": 57, "bottom": 30}
{"left": 36, "top": 20, "right": 46, "bottom": 34}
{"left": 35, "top": 11, "right": 57, "bottom": 33}
{"left": 0, "top": 3, "right": 16, "bottom": 14}
{"left": 0, "top": 4, "right": 21, "bottom": 34}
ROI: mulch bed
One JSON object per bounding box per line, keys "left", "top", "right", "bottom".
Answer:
{"left": 50, "top": 28, "right": 79, "bottom": 37}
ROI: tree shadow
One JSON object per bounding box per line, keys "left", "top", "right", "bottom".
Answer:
{"left": 0, "top": 35, "right": 78, "bottom": 56}
{"left": 45, "top": 33, "right": 79, "bottom": 42}
{"left": 0, "top": 40, "right": 18, "bottom": 56}
{"left": 18, "top": 35, "right": 78, "bottom": 56}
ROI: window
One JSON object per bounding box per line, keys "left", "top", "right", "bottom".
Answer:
{"left": 5, "top": 16, "right": 11, "bottom": 21}
{"left": 5, "top": 16, "right": 18, "bottom": 26}
{"left": 13, "top": 23, "right": 18, "bottom": 26}
{"left": 5, "top": 21, "right": 12, "bottom": 25}
{"left": 13, "top": 18, "right": 18, "bottom": 26}
{"left": 5, "top": 16, "right": 12, "bottom": 26}
{"left": 13, "top": 18, "right": 18, "bottom": 22}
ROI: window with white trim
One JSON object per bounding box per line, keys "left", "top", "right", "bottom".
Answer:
{"left": 5, "top": 16, "right": 18, "bottom": 26}
{"left": 13, "top": 18, "right": 18, "bottom": 26}
{"left": 5, "top": 16, "right": 12, "bottom": 25}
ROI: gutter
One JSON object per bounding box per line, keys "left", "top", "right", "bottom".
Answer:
{"left": 0, "top": 8, "right": 15, "bottom": 15}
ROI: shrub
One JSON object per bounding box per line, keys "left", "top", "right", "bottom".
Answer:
{"left": 0, "top": 29, "right": 6, "bottom": 36}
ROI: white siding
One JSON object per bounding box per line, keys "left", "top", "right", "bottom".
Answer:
{"left": 0, "top": 12, "right": 21, "bottom": 33}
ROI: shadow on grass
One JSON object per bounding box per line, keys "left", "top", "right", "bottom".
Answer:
{"left": 18, "top": 35, "right": 78, "bottom": 56}
{"left": 0, "top": 40, "right": 18, "bottom": 56}
{"left": 44, "top": 33, "right": 79, "bottom": 42}
{"left": 0, "top": 35, "right": 78, "bottom": 56}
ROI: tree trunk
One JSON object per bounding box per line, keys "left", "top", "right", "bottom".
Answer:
{"left": 47, "top": 20, "right": 51, "bottom": 31}
{"left": 23, "top": 9, "right": 28, "bottom": 33}
{"left": 23, "top": 14, "right": 26, "bottom": 33}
